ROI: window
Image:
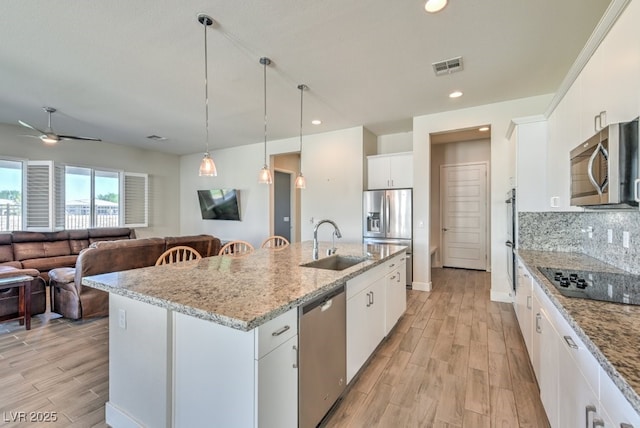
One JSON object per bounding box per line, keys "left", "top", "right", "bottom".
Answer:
{"left": 0, "top": 159, "right": 22, "bottom": 232}
{"left": 3, "top": 159, "right": 146, "bottom": 232}
{"left": 65, "top": 166, "right": 120, "bottom": 229}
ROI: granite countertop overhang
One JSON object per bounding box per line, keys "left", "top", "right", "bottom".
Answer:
{"left": 517, "top": 249, "right": 640, "bottom": 415}
{"left": 83, "top": 241, "right": 407, "bottom": 332}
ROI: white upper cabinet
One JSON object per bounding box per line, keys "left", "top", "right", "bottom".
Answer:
{"left": 513, "top": 118, "right": 549, "bottom": 212}
{"left": 367, "top": 152, "right": 413, "bottom": 189}
{"left": 546, "top": 0, "right": 640, "bottom": 211}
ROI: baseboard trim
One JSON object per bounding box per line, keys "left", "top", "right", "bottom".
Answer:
{"left": 412, "top": 281, "right": 432, "bottom": 292}
{"left": 490, "top": 290, "right": 513, "bottom": 303}
{"left": 106, "top": 402, "right": 144, "bottom": 428}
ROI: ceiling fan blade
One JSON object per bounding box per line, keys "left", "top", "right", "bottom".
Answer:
{"left": 18, "top": 120, "right": 46, "bottom": 135}
{"left": 58, "top": 135, "right": 102, "bottom": 142}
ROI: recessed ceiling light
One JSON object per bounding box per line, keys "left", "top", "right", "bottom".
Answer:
{"left": 479, "top": 126, "right": 490, "bottom": 132}
{"left": 449, "top": 90, "right": 463, "bottom": 98}
{"left": 311, "top": 119, "right": 322, "bottom": 125}
{"left": 425, "top": 0, "right": 448, "bottom": 13}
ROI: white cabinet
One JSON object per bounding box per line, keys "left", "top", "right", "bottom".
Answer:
{"left": 385, "top": 257, "right": 407, "bottom": 335}
{"left": 513, "top": 118, "right": 549, "bottom": 212}
{"left": 517, "top": 260, "right": 640, "bottom": 428}
{"left": 346, "top": 276, "right": 385, "bottom": 383}
{"left": 367, "top": 152, "right": 413, "bottom": 189}
{"left": 514, "top": 260, "right": 533, "bottom": 359}
{"left": 257, "top": 335, "right": 298, "bottom": 428}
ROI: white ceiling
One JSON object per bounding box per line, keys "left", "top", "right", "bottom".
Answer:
{"left": 0, "top": 0, "right": 610, "bottom": 155}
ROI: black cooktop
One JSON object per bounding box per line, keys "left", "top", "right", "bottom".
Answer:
{"left": 537, "top": 267, "right": 640, "bottom": 306}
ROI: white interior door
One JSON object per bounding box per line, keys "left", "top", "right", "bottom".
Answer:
{"left": 440, "top": 162, "right": 488, "bottom": 270}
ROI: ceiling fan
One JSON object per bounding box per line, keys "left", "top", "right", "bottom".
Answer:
{"left": 19, "top": 107, "right": 101, "bottom": 144}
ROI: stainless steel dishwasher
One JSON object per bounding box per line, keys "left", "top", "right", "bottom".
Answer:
{"left": 299, "top": 285, "right": 346, "bottom": 428}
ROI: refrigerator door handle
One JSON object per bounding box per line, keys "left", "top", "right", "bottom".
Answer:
{"left": 385, "top": 194, "right": 391, "bottom": 235}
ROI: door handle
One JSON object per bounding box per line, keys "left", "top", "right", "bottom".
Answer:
{"left": 586, "top": 405, "right": 596, "bottom": 428}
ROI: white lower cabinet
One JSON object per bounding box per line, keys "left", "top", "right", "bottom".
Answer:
{"left": 516, "top": 256, "right": 640, "bottom": 428}
{"left": 385, "top": 260, "right": 406, "bottom": 335}
{"left": 257, "top": 335, "right": 298, "bottom": 428}
{"left": 346, "top": 254, "right": 406, "bottom": 383}
{"left": 346, "top": 276, "right": 385, "bottom": 383}
{"left": 514, "top": 261, "right": 533, "bottom": 359}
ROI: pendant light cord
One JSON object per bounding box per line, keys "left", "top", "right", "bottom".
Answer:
{"left": 203, "top": 19, "right": 210, "bottom": 154}
{"left": 299, "top": 86, "right": 304, "bottom": 151}
{"left": 263, "top": 60, "right": 268, "bottom": 165}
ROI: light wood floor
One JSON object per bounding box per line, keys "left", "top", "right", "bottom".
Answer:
{"left": 0, "top": 311, "right": 108, "bottom": 427}
{"left": 0, "top": 268, "right": 548, "bottom": 428}
{"left": 324, "top": 268, "right": 549, "bottom": 428}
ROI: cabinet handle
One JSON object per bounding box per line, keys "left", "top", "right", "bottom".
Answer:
{"left": 526, "top": 295, "right": 532, "bottom": 309}
{"left": 564, "top": 335, "right": 578, "bottom": 349}
{"left": 620, "top": 424, "right": 634, "bottom": 428}
{"left": 272, "top": 325, "right": 290, "bottom": 336}
{"left": 535, "top": 313, "right": 542, "bottom": 334}
{"left": 593, "top": 418, "right": 605, "bottom": 428}
{"left": 371, "top": 291, "right": 375, "bottom": 305}
{"left": 586, "top": 405, "right": 596, "bottom": 428}
{"left": 292, "top": 345, "right": 298, "bottom": 369}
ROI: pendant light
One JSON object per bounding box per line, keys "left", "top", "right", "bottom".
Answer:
{"left": 258, "top": 57, "right": 273, "bottom": 185}
{"left": 198, "top": 14, "right": 217, "bottom": 177}
{"left": 295, "top": 84, "right": 308, "bottom": 189}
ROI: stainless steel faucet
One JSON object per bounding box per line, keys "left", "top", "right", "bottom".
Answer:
{"left": 313, "top": 219, "right": 342, "bottom": 260}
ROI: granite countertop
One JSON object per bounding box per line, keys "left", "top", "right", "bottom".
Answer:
{"left": 83, "top": 241, "right": 406, "bottom": 332}
{"left": 517, "top": 249, "right": 640, "bottom": 414}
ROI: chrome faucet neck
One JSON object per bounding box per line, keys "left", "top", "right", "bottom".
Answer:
{"left": 312, "top": 219, "right": 342, "bottom": 260}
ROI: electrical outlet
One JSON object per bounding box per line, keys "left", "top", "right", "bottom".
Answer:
{"left": 588, "top": 226, "right": 593, "bottom": 239}
{"left": 623, "top": 231, "right": 630, "bottom": 248}
{"left": 607, "top": 229, "right": 613, "bottom": 244}
{"left": 118, "top": 309, "right": 127, "bottom": 329}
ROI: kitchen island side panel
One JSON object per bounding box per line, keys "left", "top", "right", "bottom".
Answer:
{"left": 108, "top": 294, "right": 172, "bottom": 428}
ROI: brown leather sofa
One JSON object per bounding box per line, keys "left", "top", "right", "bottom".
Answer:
{"left": 49, "top": 234, "right": 220, "bottom": 320}
{"left": 0, "top": 228, "right": 135, "bottom": 320}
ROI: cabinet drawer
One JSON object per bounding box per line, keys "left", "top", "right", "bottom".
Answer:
{"left": 384, "top": 255, "right": 404, "bottom": 275}
{"left": 347, "top": 263, "right": 386, "bottom": 300}
{"left": 255, "top": 308, "right": 298, "bottom": 359}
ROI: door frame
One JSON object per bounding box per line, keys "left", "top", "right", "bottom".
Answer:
{"left": 439, "top": 161, "right": 490, "bottom": 271}
{"left": 272, "top": 168, "right": 300, "bottom": 243}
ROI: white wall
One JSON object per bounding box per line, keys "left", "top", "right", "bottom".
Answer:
{"left": 377, "top": 132, "right": 413, "bottom": 154}
{"left": 412, "top": 94, "right": 554, "bottom": 298}
{"left": 180, "top": 126, "right": 368, "bottom": 247}
{"left": 430, "top": 139, "right": 491, "bottom": 267}
{"left": 0, "top": 123, "right": 180, "bottom": 238}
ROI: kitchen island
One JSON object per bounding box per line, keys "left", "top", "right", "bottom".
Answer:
{"left": 517, "top": 250, "right": 640, "bottom": 426}
{"left": 83, "top": 241, "right": 407, "bottom": 428}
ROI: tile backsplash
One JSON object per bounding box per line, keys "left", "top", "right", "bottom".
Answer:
{"left": 518, "top": 211, "right": 640, "bottom": 274}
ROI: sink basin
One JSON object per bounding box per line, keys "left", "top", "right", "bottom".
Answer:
{"left": 301, "top": 255, "right": 366, "bottom": 271}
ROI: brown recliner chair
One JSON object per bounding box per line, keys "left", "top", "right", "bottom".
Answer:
{"left": 49, "top": 238, "right": 166, "bottom": 319}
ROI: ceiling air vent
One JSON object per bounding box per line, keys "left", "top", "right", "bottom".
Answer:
{"left": 432, "top": 56, "right": 463, "bottom": 76}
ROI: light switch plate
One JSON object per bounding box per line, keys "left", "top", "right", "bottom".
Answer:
{"left": 623, "top": 231, "right": 630, "bottom": 248}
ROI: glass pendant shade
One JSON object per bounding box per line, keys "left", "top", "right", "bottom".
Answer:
{"left": 199, "top": 152, "right": 217, "bottom": 176}
{"left": 197, "top": 14, "right": 217, "bottom": 177}
{"left": 258, "top": 164, "right": 273, "bottom": 184}
{"left": 295, "top": 173, "right": 306, "bottom": 189}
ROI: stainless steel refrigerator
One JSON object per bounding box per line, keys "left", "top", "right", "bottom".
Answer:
{"left": 363, "top": 189, "right": 412, "bottom": 286}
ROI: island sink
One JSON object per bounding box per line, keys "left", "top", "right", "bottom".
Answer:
{"left": 301, "top": 254, "right": 366, "bottom": 271}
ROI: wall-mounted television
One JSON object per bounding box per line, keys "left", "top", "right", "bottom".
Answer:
{"left": 197, "top": 189, "right": 241, "bottom": 221}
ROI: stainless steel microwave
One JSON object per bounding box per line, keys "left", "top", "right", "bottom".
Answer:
{"left": 570, "top": 118, "right": 638, "bottom": 207}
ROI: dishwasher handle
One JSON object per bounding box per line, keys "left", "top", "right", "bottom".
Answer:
{"left": 301, "top": 284, "right": 345, "bottom": 315}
